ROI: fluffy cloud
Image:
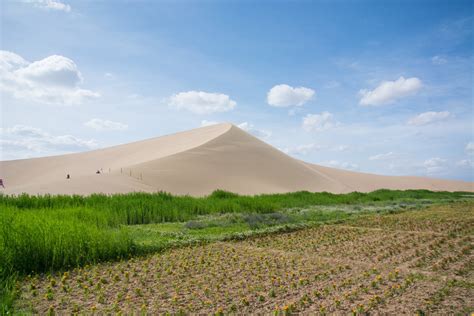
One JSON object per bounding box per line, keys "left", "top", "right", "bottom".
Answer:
{"left": 236, "top": 122, "right": 272, "bottom": 139}
{"left": 24, "top": 0, "right": 71, "bottom": 12}
{"left": 407, "top": 111, "right": 451, "bottom": 126}
{"left": 0, "top": 51, "right": 28, "bottom": 70}
{"left": 0, "top": 51, "right": 99, "bottom": 105}
{"left": 334, "top": 145, "right": 349, "bottom": 152}
{"left": 466, "top": 142, "right": 474, "bottom": 154}
{"left": 431, "top": 55, "right": 447, "bottom": 65}
{"left": 267, "top": 84, "right": 315, "bottom": 107}
{"left": 302, "top": 112, "right": 339, "bottom": 132}
{"left": 84, "top": 119, "right": 128, "bottom": 131}
{"left": 369, "top": 152, "right": 394, "bottom": 161}
{"left": 423, "top": 157, "right": 447, "bottom": 175}
{"left": 0, "top": 125, "right": 97, "bottom": 159}
{"left": 168, "top": 91, "right": 236, "bottom": 114}
{"left": 457, "top": 159, "right": 474, "bottom": 168}
{"left": 320, "top": 160, "right": 359, "bottom": 171}
{"left": 359, "top": 76, "right": 422, "bottom": 106}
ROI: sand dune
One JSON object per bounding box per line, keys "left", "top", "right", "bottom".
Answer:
{"left": 0, "top": 123, "right": 472, "bottom": 195}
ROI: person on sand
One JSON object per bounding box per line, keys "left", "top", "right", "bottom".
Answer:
{"left": 66, "top": 174, "right": 70, "bottom": 179}
{"left": 96, "top": 170, "right": 101, "bottom": 174}
{"left": 0, "top": 179, "right": 4, "bottom": 188}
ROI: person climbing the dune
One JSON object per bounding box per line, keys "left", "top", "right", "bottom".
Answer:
{"left": 0, "top": 178, "right": 4, "bottom": 188}
{"left": 66, "top": 174, "right": 70, "bottom": 179}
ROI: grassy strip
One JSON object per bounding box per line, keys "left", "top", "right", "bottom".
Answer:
{"left": 125, "top": 199, "right": 442, "bottom": 253}
{"left": 126, "top": 209, "right": 351, "bottom": 253}
{"left": 0, "top": 189, "right": 468, "bottom": 224}
{"left": 0, "top": 207, "right": 134, "bottom": 274}
{"left": 0, "top": 272, "right": 16, "bottom": 315}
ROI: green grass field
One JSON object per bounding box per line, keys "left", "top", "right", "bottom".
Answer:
{"left": 0, "top": 189, "right": 471, "bottom": 313}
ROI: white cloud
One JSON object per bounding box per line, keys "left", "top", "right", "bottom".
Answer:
{"left": 466, "top": 142, "right": 474, "bottom": 154}
{"left": 431, "top": 55, "right": 447, "bottom": 65}
{"left": 320, "top": 160, "right": 359, "bottom": 171}
{"left": 168, "top": 91, "right": 236, "bottom": 114}
{"left": 423, "top": 157, "right": 447, "bottom": 175}
{"left": 0, "top": 125, "right": 97, "bottom": 159}
{"left": 334, "top": 145, "right": 349, "bottom": 152}
{"left": 0, "top": 51, "right": 29, "bottom": 70}
{"left": 457, "top": 159, "right": 474, "bottom": 168}
{"left": 0, "top": 51, "right": 99, "bottom": 105}
{"left": 369, "top": 152, "right": 394, "bottom": 161}
{"left": 15, "top": 55, "right": 82, "bottom": 86}
{"left": 84, "top": 119, "right": 128, "bottom": 131}
{"left": 104, "top": 72, "right": 114, "bottom": 79}
{"left": 200, "top": 120, "right": 219, "bottom": 127}
{"left": 302, "top": 111, "right": 339, "bottom": 132}
{"left": 267, "top": 84, "right": 315, "bottom": 107}
{"left": 24, "top": 0, "right": 71, "bottom": 12}
{"left": 359, "top": 76, "right": 422, "bottom": 106}
{"left": 237, "top": 122, "right": 272, "bottom": 139}
{"left": 407, "top": 111, "right": 451, "bottom": 126}
{"left": 128, "top": 93, "right": 142, "bottom": 99}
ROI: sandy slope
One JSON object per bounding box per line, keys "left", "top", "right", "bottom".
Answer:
{"left": 0, "top": 123, "right": 472, "bottom": 195}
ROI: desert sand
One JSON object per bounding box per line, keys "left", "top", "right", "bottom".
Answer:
{"left": 0, "top": 123, "right": 472, "bottom": 195}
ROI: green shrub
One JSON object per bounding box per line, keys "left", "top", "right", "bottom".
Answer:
{"left": 184, "top": 220, "right": 208, "bottom": 230}
{"left": 209, "top": 190, "right": 240, "bottom": 199}
{"left": 244, "top": 212, "right": 293, "bottom": 229}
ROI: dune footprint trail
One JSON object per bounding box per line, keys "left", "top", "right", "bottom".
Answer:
{"left": 0, "top": 123, "right": 472, "bottom": 195}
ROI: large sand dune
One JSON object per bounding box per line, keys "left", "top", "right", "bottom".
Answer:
{"left": 0, "top": 123, "right": 472, "bottom": 195}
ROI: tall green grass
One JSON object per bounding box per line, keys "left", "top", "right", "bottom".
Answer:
{"left": 0, "top": 207, "right": 133, "bottom": 274}
{"left": 0, "top": 206, "right": 134, "bottom": 312}
{"left": 0, "top": 189, "right": 465, "bottom": 225}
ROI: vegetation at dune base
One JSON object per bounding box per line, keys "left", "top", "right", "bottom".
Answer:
{"left": 0, "top": 189, "right": 472, "bottom": 312}
{"left": 10, "top": 201, "right": 474, "bottom": 314}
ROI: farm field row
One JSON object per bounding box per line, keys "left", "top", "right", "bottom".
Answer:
{"left": 15, "top": 201, "right": 473, "bottom": 314}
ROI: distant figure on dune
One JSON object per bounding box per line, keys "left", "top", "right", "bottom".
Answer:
{"left": 96, "top": 170, "right": 101, "bottom": 174}
{"left": 0, "top": 179, "right": 4, "bottom": 188}
{"left": 66, "top": 174, "right": 70, "bottom": 179}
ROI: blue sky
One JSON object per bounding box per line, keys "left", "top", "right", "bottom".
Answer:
{"left": 1, "top": 0, "right": 473, "bottom": 181}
